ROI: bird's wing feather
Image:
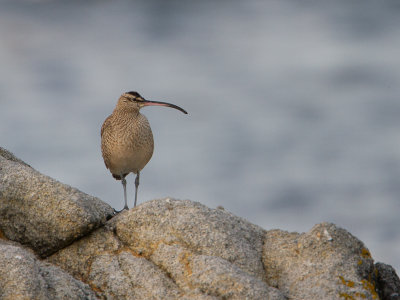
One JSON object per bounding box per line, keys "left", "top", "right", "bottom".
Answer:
{"left": 101, "top": 115, "right": 112, "bottom": 138}
{"left": 101, "top": 115, "right": 112, "bottom": 169}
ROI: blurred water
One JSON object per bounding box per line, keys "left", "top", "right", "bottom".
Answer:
{"left": 1, "top": 0, "right": 400, "bottom": 272}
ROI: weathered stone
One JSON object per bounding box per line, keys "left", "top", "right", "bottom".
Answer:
{"left": 47, "top": 223, "right": 122, "bottom": 281}
{"left": 0, "top": 147, "right": 30, "bottom": 167}
{"left": 375, "top": 262, "right": 400, "bottom": 300}
{"left": 49, "top": 205, "right": 286, "bottom": 299}
{"left": 151, "top": 243, "right": 285, "bottom": 299}
{"left": 88, "top": 252, "right": 182, "bottom": 299}
{"left": 0, "top": 240, "right": 97, "bottom": 300}
{"left": 263, "top": 222, "right": 379, "bottom": 299}
{"left": 2, "top": 147, "right": 399, "bottom": 299}
{"left": 0, "top": 154, "right": 115, "bottom": 257}
{"left": 115, "top": 199, "right": 266, "bottom": 281}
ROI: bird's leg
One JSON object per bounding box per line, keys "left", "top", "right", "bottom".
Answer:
{"left": 121, "top": 176, "right": 129, "bottom": 210}
{"left": 134, "top": 171, "right": 140, "bottom": 207}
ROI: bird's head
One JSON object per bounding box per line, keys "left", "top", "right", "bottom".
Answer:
{"left": 117, "top": 91, "right": 187, "bottom": 114}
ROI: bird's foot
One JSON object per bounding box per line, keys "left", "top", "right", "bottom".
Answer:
{"left": 113, "top": 206, "right": 129, "bottom": 214}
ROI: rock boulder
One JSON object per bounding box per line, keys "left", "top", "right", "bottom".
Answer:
{"left": 0, "top": 147, "right": 114, "bottom": 257}
{"left": 1, "top": 147, "right": 399, "bottom": 299}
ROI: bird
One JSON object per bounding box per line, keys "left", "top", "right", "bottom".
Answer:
{"left": 101, "top": 91, "right": 187, "bottom": 211}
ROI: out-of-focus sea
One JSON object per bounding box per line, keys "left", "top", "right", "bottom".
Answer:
{"left": 1, "top": 0, "right": 399, "bottom": 272}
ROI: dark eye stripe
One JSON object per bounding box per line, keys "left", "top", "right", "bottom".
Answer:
{"left": 126, "top": 91, "right": 142, "bottom": 98}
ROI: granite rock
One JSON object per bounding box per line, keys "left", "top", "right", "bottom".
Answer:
{"left": 48, "top": 201, "right": 285, "bottom": 299}
{"left": 0, "top": 147, "right": 30, "bottom": 167}
{"left": 375, "top": 262, "right": 400, "bottom": 300}
{"left": 0, "top": 240, "right": 97, "bottom": 300}
{"left": 263, "top": 222, "right": 380, "bottom": 299}
{"left": 0, "top": 150, "right": 114, "bottom": 257}
{"left": 115, "top": 199, "right": 267, "bottom": 281}
{"left": 1, "top": 147, "right": 399, "bottom": 299}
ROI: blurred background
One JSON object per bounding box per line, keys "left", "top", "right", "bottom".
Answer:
{"left": 1, "top": 0, "right": 399, "bottom": 272}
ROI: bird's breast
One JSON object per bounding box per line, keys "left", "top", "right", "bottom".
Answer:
{"left": 101, "top": 113, "right": 154, "bottom": 176}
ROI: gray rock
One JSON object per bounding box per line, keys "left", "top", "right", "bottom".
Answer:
{"left": 0, "top": 153, "right": 114, "bottom": 257}
{"left": 2, "top": 147, "right": 399, "bottom": 299}
{"left": 115, "top": 199, "right": 267, "bottom": 281}
{"left": 88, "top": 252, "right": 182, "bottom": 299}
{"left": 0, "top": 147, "right": 30, "bottom": 167}
{"left": 0, "top": 240, "right": 97, "bottom": 300}
{"left": 47, "top": 223, "right": 220, "bottom": 300}
{"left": 49, "top": 200, "right": 286, "bottom": 299}
{"left": 47, "top": 223, "right": 122, "bottom": 281}
{"left": 151, "top": 243, "right": 285, "bottom": 299}
{"left": 375, "top": 262, "right": 400, "bottom": 300}
{"left": 263, "top": 222, "right": 380, "bottom": 300}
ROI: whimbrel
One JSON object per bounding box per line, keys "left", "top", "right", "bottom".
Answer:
{"left": 101, "top": 91, "right": 187, "bottom": 210}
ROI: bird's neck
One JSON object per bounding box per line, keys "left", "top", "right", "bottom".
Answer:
{"left": 114, "top": 106, "right": 140, "bottom": 117}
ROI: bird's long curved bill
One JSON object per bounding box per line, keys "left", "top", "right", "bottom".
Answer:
{"left": 142, "top": 100, "right": 188, "bottom": 114}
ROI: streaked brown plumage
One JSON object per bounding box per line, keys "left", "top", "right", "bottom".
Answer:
{"left": 101, "top": 91, "right": 187, "bottom": 210}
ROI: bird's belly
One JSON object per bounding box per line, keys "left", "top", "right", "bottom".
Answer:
{"left": 107, "top": 144, "right": 153, "bottom": 176}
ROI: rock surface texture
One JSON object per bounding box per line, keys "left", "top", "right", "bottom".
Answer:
{"left": 0, "top": 240, "right": 97, "bottom": 300}
{"left": 0, "top": 147, "right": 114, "bottom": 257}
{"left": 0, "top": 147, "right": 399, "bottom": 300}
